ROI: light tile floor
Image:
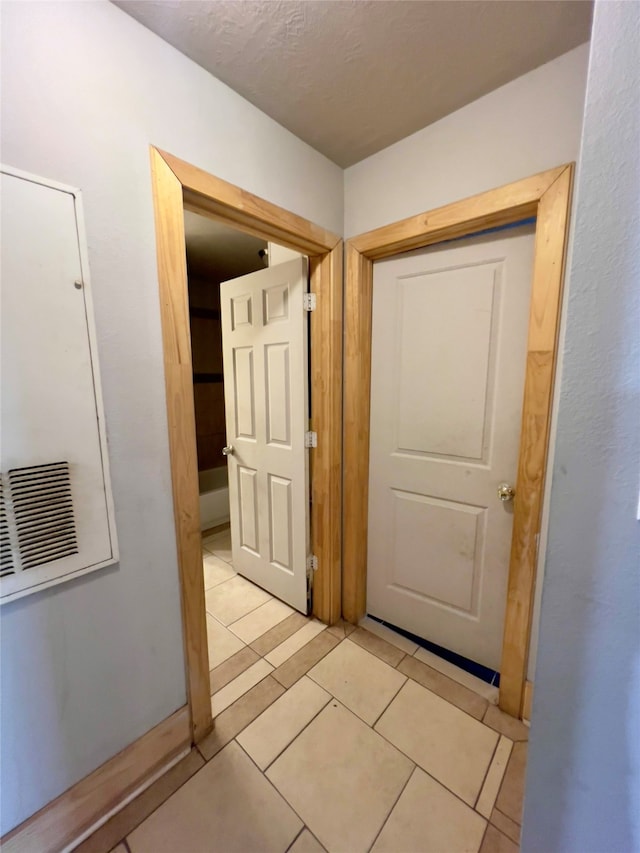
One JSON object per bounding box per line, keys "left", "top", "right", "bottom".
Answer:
{"left": 79, "top": 527, "right": 528, "bottom": 853}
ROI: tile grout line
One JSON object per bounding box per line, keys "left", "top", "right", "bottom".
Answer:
{"left": 365, "top": 764, "right": 417, "bottom": 853}
{"left": 474, "top": 732, "right": 501, "bottom": 811}
{"left": 370, "top": 706, "right": 493, "bottom": 816}
{"left": 257, "top": 688, "right": 333, "bottom": 773}
{"left": 210, "top": 659, "right": 276, "bottom": 715}
{"left": 478, "top": 820, "right": 491, "bottom": 853}
{"left": 284, "top": 825, "right": 306, "bottom": 853}
{"left": 271, "top": 631, "right": 342, "bottom": 688}
{"left": 233, "top": 738, "right": 311, "bottom": 836}
{"left": 391, "top": 661, "right": 493, "bottom": 729}
{"left": 358, "top": 626, "right": 496, "bottom": 723}
{"left": 369, "top": 674, "right": 408, "bottom": 729}
{"left": 208, "top": 592, "right": 277, "bottom": 631}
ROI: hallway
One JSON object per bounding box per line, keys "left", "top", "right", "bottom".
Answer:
{"left": 79, "top": 528, "right": 527, "bottom": 853}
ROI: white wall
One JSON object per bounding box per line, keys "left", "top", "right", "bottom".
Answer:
{"left": 523, "top": 2, "right": 640, "bottom": 849}
{"left": 0, "top": 0, "right": 342, "bottom": 834}
{"left": 345, "top": 44, "right": 589, "bottom": 237}
{"left": 344, "top": 44, "right": 590, "bottom": 680}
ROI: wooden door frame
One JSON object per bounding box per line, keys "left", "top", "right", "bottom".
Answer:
{"left": 343, "top": 164, "right": 574, "bottom": 718}
{"left": 149, "top": 147, "right": 343, "bottom": 743}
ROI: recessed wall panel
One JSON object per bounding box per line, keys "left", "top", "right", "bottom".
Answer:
{"left": 389, "top": 489, "right": 484, "bottom": 614}
{"left": 395, "top": 263, "right": 498, "bottom": 461}
{"left": 238, "top": 466, "right": 259, "bottom": 554}
{"left": 233, "top": 347, "right": 255, "bottom": 438}
{"left": 263, "top": 283, "right": 289, "bottom": 324}
{"left": 268, "top": 474, "right": 292, "bottom": 573}
{"left": 231, "top": 294, "right": 252, "bottom": 330}
{"left": 265, "top": 343, "right": 291, "bottom": 446}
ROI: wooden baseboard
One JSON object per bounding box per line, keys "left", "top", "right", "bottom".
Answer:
{"left": 523, "top": 680, "right": 534, "bottom": 721}
{"left": 1, "top": 706, "right": 191, "bottom": 853}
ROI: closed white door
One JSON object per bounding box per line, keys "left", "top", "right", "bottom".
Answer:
{"left": 367, "top": 226, "right": 535, "bottom": 670}
{"left": 220, "top": 257, "right": 309, "bottom": 613}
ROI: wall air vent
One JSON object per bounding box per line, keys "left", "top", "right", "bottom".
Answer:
{"left": 7, "top": 462, "right": 78, "bottom": 570}
{"left": 0, "top": 481, "right": 14, "bottom": 577}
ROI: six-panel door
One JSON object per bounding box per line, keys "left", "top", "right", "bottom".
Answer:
{"left": 220, "top": 258, "right": 309, "bottom": 613}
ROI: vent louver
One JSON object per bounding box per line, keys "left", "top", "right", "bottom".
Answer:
{"left": 8, "top": 462, "right": 78, "bottom": 570}
{"left": 0, "top": 481, "right": 14, "bottom": 577}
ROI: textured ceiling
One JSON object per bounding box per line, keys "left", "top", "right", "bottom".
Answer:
{"left": 116, "top": 0, "right": 592, "bottom": 167}
{"left": 184, "top": 211, "right": 267, "bottom": 281}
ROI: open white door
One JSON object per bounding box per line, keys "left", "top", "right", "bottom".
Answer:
{"left": 220, "top": 257, "right": 309, "bottom": 613}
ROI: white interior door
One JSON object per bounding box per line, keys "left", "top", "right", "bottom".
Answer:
{"left": 221, "top": 257, "right": 309, "bottom": 613}
{"left": 367, "top": 225, "right": 535, "bottom": 670}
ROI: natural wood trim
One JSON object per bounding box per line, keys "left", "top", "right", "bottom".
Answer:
{"left": 309, "top": 244, "right": 343, "bottom": 623}
{"left": 150, "top": 148, "right": 213, "bottom": 744}
{"left": 157, "top": 148, "right": 340, "bottom": 257}
{"left": 1, "top": 707, "right": 190, "bottom": 853}
{"left": 343, "top": 165, "right": 574, "bottom": 717}
{"left": 342, "top": 244, "right": 373, "bottom": 623}
{"left": 499, "top": 165, "right": 574, "bottom": 716}
{"left": 523, "top": 680, "right": 534, "bottom": 721}
{"left": 150, "top": 146, "right": 343, "bottom": 745}
{"left": 350, "top": 166, "right": 566, "bottom": 260}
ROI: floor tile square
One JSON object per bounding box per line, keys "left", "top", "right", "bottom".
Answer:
{"left": 205, "top": 574, "right": 271, "bottom": 625}
{"left": 265, "top": 620, "right": 326, "bottom": 667}
{"left": 206, "top": 613, "right": 245, "bottom": 669}
{"left": 375, "top": 678, "right": 498, "bottom": 805}
{"left": 211, "top": 658, "right": 273, "bottom": 716}
{"left": 372, "top": 767, "right": 486, "bottom": 853}
{"left": 267, "top": 702, "right": 413, "bottom": 853}
{"left": 308, "top": 639, "right": 406, "bottom": 724}
{"left": 229, "top": 597, "right": 293, "bottom": 643}
{"left": 128, "top": 741, "right": 301, "bottom": 853}
{"left": 203, "top": 529, "right": 233, "bottom": 562}
{"left": 238, "top": 676, "right": 331, "bottom": 769}
{"left": 203, "top": 553, "right": 236, "bottom": 589}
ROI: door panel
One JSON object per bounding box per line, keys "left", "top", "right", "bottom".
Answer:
{"left": 367, "top": 227, "right": 535, "bottom": 669}
{"left": 221, "top": 258, "right": 309, "bottom": 612}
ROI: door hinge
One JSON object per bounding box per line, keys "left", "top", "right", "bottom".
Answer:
{"left": 303, "top": 292, "right": 317, "bottom": 312}
{"left": 304, "top": 431, "right": 317, "bottom": 448}
{"left": 307, "top": 554, "right": 318, "bottom": 575}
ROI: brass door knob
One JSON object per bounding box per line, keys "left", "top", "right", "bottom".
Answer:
{"left": 497, "top": 483, "right": 515, "bottom": 502}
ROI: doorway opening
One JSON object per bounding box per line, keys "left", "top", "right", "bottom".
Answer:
{"left": 150, "top": 147, "right": 342, "bottom": 744}
{"left": 183, "top": 210, "right": 318, "bottom": 696}
{"left": 344, "top": 165, "right": 574, "bottom": 720}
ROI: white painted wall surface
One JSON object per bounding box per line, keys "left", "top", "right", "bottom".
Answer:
{"left": 0, "top": 0, "right": 342, "bottom": 834}
{"left": 344, "top": 45, "right": 590, "bottom": 680}
{"left": 344, "top": 44, "right": 589, "bottom": 238}
{"left": 523, "top": 3, "right": 640, "bottom": 850}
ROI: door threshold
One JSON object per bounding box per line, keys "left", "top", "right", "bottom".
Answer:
{"left": 366, "top": 614, "right": 500, "bottom": 687}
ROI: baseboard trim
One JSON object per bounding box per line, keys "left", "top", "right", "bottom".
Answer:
{"left": 1, "top": 706, "right": 191, "bottom": 853}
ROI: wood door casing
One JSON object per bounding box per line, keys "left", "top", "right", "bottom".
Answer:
{"left": 344, "top": 165, "right": 574, "bottom": 717}
{"left": 367, "top": 227, "right": 536, "bottom": 670}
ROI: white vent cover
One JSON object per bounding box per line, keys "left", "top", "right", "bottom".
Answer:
{"left": 1, "top": 165, "right": 118, "bottom": 603}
